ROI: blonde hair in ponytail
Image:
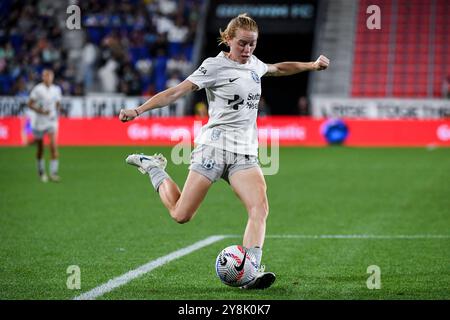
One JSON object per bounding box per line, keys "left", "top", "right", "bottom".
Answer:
{"left": 218, "top": 13, "right": 259, "bottom": 46}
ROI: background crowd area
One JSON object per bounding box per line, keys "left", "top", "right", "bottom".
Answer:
{"left": 0, "top": 0, "right": 201, "bottom": 101}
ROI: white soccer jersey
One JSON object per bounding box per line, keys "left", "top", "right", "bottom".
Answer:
{"left": 187, "top": 52, "right": 268, "bottom": 156}
{"left": 29, "top": 83, "right": 62, "bottom": 131}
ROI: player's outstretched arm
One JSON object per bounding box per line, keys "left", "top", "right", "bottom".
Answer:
{"left": 265, "top": 55, "right": 330, "bottom": 77}
{"left": 119, "top": 80, "right": 199, "bottom": 122}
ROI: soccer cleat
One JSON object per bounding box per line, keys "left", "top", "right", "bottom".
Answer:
{"left": 40, "top": 173, "right": 48, "bottom": 183}
{"left": 125, "top": 153, "right": 167, "bottom": 174}
{"left": 241, "top": 265, "right": 276, "bottom": 290}
{"left": 49, "top": 174, "right": 61, "bottom": 182}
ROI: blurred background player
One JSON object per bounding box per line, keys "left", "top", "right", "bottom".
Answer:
{"left": 27, "top": 68, "right": 62, "bottom": 182}
{"left": 119, "top": 13, "right": 329, "bottom": 289}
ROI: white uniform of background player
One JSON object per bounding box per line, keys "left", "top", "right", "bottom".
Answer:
{"left": 119, "top": 13, "right": 329, "bottom": 289}
{"left": 28, "top": 69, "right": 62, "bottom": 182}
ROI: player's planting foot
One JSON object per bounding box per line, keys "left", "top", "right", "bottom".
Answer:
{"left": 125, "top": 153, "right": 167, "bottom": 174}
{"left": 241, "top": 265, "right": 276, "bottom": 290}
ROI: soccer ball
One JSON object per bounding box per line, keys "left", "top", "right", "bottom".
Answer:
{"left": 215, "top": 245, "right": 258, "bottom": 287}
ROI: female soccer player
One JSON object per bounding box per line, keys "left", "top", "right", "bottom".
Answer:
{"left": 119, "top": 13, "right": 329, "bottom": 289}
{"left": 28, "top": 69, "right": 62, "bottom": 183}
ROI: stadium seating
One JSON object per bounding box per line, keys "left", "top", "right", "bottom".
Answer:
{"left": 0, "top": 0, "right": 202, "bottom": 96}
{"left": 352, "top": 0, "right": 449, "bottom": 98}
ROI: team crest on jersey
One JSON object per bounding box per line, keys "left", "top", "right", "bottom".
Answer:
{"left": 250, "top": 71, "right": 260, "bottom": 83}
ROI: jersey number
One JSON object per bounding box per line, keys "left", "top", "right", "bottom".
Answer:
{"left": 228, "top": 95, "right": 244, "bottom": 110}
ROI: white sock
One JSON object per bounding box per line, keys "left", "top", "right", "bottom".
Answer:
{"left": 50, "top": 159, "right": 59, "bottom": 176}
{"left": 37, "top": 159, "right": 45, "bottom": 175}
{"left": 148, "top": 167, "right": 169, "bottom": 192}
{"left": 247, "top": 246, "right": 263, "bottom": 267}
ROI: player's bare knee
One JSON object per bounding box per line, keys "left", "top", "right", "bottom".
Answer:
{"left": 173, "top": 214, "right": 192, "bottom": 224}
{"left": 172, "top": 209, "right": 194, "bottom": 224}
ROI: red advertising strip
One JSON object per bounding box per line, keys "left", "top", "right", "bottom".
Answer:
{"left": 0, "top": 117, "right": 449, "bottom": 147}
{"left": 58, "top": 117, "right": 208, "bottom": 146}
{"left": 0, "top": 118, "right": 26, "bottom": 146}
{"left": 345, "top": 119, "right": 450, "bottom": 146}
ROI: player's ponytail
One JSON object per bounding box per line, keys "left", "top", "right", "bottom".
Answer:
{"left": 218, "top": 13, "right": 258, "bottom": 46}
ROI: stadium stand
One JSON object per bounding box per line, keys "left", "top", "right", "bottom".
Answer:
{"left": 0, "top": 0, "right": 202, "bottom": 99}
{"left": 309, "top": 0, "right": 448, "bottom": 99}
{"left": 352, "top": 0, "right": 449, "bottom": 98}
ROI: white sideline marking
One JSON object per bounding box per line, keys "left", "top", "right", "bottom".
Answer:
{"left": 73, "top": 235, "right": 227, "bottom": 300}
{"left": 74, "top": 233, "right": 449, "bottom": 300}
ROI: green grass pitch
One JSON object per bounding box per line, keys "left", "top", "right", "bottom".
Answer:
{"left": 0, "top": 146, "right": 449, "bottom": 300}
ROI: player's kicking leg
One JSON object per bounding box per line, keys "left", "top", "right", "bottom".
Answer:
{"left": 229, "top": 167, "right": 276, "bottom": 290}
{"left": 126, "top": 153, "right": 212, "bottom": 223}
